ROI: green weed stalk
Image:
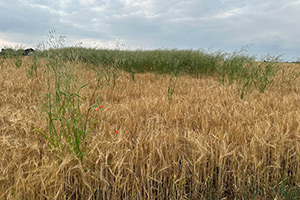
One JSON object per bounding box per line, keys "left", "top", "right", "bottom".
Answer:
{"left": 167, "top": 72, "right": 178, "bottom": 103}
{"left": 0, "top": 57, "right": 4, "bottom": 69}
{"left": 36, "top": 58, "right": 102, "bottom": 163}
{"left": 14, "top": 56, "right": 22, "bottom": 68}
{"left": 26, "top": 55, "right": 38, "bottom": 78}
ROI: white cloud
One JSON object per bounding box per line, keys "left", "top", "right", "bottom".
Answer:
{"left": 68, "top": 37, "right": 128, "bottom": 49}
{"left": 79, "top": 0, "right": 97, "bottom": 6}
{"left": 213, "top": 8, "right": 243, "bottom": 19}
{"left": 0, "top": 31, "right": 42, "bottom": 48}
{"left": 0, "top": 39, "right": 24, "bottom": 48}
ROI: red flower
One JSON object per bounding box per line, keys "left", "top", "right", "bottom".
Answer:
{"left": 95, "top": 107, "right": 99, "bottom": 111}
{"left": 100, "top": 105, "right": 103, "bottom": 109}
{"left": 115, "top": 130, "right": 119, "bottom": 134}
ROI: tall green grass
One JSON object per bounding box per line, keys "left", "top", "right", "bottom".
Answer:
{"left": 37, "top": 47, "right": 224, "bottom": 76}
{"left": 35, "top": 56, "right": 106, "bottom": 163}
{"left": 36, "top": 47, "right": 282, "bottom": 99}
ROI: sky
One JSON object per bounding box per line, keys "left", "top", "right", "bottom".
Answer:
{"left": 0, "top": 0, "right": 300, "bottom": 61}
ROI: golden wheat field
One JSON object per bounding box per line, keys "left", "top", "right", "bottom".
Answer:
{"left": 0, "top": 57, "right": 300, "bottom": 199}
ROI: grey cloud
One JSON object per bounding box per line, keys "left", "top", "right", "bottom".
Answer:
{"left": 0, "top": 0, "right": 299, "bottom": 60}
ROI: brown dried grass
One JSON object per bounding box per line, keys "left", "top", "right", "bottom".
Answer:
{"left": 0, "top": 58, "right": 300, "bottom": 199}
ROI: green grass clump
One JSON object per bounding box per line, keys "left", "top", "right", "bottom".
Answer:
{"left": 0, "top": 44, "right": 284, "bottom": 99}
{"left": 35, "top": 57, "right": 105, "bottom": 163}
{"left": 36, "top": 47, "right": 282, "bottom": 99}
{"left": 37, "top": 47, "right": 224, "bottom": 77}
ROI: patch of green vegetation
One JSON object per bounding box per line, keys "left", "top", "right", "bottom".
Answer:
{"left": 36, "top": 46, "right": 283, "bottom": 99}
{"left": 35, "top": 56, "right": 105, "bottom": 163}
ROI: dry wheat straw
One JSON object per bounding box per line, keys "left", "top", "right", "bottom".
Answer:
{"left": 0, "top": 58, "right": 299, "bottom": 199}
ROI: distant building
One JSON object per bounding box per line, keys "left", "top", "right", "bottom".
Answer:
{"left": 23, "top": 48, "right": 35, "bottom": 56}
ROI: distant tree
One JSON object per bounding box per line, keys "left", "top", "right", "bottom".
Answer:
{"left": 0, "top": 48, "right": 15, "bottom": 56}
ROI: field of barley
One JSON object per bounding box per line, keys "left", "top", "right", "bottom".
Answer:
{"left": 0, "top": 49, "right": 300, "bottom": 199}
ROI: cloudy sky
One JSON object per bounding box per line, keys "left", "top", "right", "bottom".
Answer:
{"left": 0, "top": 0, "right": 300, "bottom": 61}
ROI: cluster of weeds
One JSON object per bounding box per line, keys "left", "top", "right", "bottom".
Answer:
{"left": 36, "top": 59, "right": 84, "bottom": 162}
{"left": 35, "top": 57, "right": 106, "bottom": 163}
{"left": 37, "top": 46, "right": 287, "bottom": 99}
{"left": 0, "top": 38, "right": 286, "bottom": 100}
{"left": 216, "top": 50, "right": 282, "bottom": 99}
{"left": 26, "top": 55, "right": 38, "bottom": 78}
{"left": 32, "top": 31, "right": 121, "bottom": 164}
{"left": 38, "top": 47, "right": 224, "bottom": 76}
